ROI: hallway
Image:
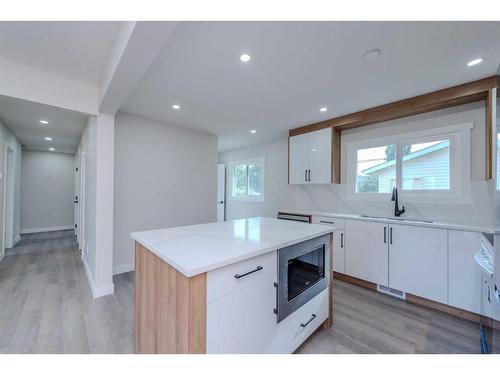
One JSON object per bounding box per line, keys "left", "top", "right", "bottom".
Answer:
{"left": 0, "top": 231, "right": 133, "bottom": 353}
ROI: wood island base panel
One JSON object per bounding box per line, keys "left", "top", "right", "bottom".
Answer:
{"left": 134, "top": 243, "right": 207, "bottom": 354}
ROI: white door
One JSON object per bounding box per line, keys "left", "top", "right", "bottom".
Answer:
{"left": 289, "top": 133, "right": 309, "bottom": 184}
{"left": 332, "top": 229, "right": 345, "bottom": 274}
{"left": 3, "top": 146, "right": 15, "bottom": 254}
{"left": 217, "top": 164, "right": 225, "bottom": 222}
{"left": 74, "top": 157, "right": 80, "bottom": 236}
{"left": 388, "top": 224, "right": 448, "bottom": 304}
{"left": 308, "top": 128, "right": 331, "bottom": 184}
{"left": 345, "top": 220, "right": 389, "bottom": 286}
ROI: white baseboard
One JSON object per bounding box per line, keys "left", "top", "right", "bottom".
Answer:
{"left": 20, "top": 225, "right": 74, "bottom": 234}
{"left": 113, "top": 263, "right": 135, "bottom": 275}
{"left": 82, "top": 253, "right": 114, "bottom": 299}
{"left": 12, "top": 235, "right": 21, "bottom": 246}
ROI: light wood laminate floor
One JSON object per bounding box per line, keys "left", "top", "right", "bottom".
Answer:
{"left": 0, "top": 231, "right": 481, "bottom": 354}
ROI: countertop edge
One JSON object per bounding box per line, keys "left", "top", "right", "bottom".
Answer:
{"left": 131, "top": 227, "right": 335, "bottom": 278}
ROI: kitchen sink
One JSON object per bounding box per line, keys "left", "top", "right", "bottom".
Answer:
{"left": 359, "top": 214, "right": 434, "bottom": 224}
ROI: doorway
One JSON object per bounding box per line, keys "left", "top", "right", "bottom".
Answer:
{"left": 2, "top": 144, "right": 16, "bottom": 259}
{"left": 217, "top": 164, "right": 225, "bottom": 222}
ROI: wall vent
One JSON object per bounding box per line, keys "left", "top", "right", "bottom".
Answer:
{"left": 377, "top": 285, "right": 406, "bottom": 300}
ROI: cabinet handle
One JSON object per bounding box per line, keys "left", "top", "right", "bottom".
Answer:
{"left": 319, "top": 220, "right": 335, "bottom": 225}
{"left": 390, "top": 227, "right": 393, "bottom": 245}
{"left": 300, "top": 314, "right": 317, "bottom": 328}
{"left": 234, "top": 266, "right": 263, "bottom": 279}
{"left": 384, "top": 227, "right": 387, "bottom": 244}
{"left": 340, "top": 233, "right": 344, "bottom": 248}
{"left": 308, "top": 169, "right": 311, "bottom": 181}
{"left": 305, "top": 170, "right": 307, "bottom": 182}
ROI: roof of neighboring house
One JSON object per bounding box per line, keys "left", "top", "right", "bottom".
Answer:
{"left": 362, "top": 141, "right": 448, "bottom": 175}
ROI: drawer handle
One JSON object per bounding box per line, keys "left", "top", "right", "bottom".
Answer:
{"left": 319, "top": 220, "right": 335, "bottom": 225}
{"left": 234, "top": 266, "right": 263, "bottom": 279}
{"left": 300, "top": 313, "right": 317, "bottom": 328}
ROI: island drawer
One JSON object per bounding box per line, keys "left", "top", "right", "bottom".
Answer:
{"left": 207, "top": 251, "right": 277, "bottom": 303}
{"left": 311, "top": 216, "right": 345, "bottom": 229}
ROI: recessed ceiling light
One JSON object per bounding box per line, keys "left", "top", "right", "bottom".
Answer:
{"left": 250, "top": 129, "right": 257, "bottom": 134}
{"left": 49, "top": 147, "right": 55, "bottom": 151}
{"left": 467, "top": 58, "right": 483, "bottom": 67}
{"left": 40, "top": 120, "right": 49, "bottom": 124}
{"left": 320, "top": 107, "right": 328, "bottom": 112}
{"left": 240, "top": 54, "right": 251, "bottom": 63}
{"left": 172, "top": 104, "right": 180, "bottom": 110}
{"left": 362, "top": 48, "right": 382, "bottom": 61}
{"left": 45, "top": 137, "right": 52, "bottom": 141}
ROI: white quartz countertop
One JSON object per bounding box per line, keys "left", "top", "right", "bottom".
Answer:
{"left": 279, "top": 209, "right": 495, "bottom": 234}
{"left": 131, "top": 217, "right": 334, "bottom": 277}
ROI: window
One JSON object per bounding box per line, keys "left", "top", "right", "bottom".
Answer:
{"left": 346, "top": 123, "right": 473, "bottom": 202}
{"left": 230, "top": 157, "right": 265, "bottom": 202}
{"left": 356, "top": 145, "right": 396, "bottom": 193}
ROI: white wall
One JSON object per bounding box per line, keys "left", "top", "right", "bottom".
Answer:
{"left": 78, "top": 114, "right": 115, "bottom": 298}
{"left": 218, "top": 102, "right": 496, "bottom": 227}
{"left": 0, "top": 119, "right": 22, "bottom": 253}
{"left": 20, "top": 150, "right": 75, "bottom": 232}
{"left": 113, "top": 112, "right": 217, "bottom": 272}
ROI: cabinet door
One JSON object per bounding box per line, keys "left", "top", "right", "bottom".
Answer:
{"left": 345, "top": 220, "right": 388, "bottom": 286}
{"left": 289, "top": 133, "right": 309, "bottom": 184}
{"left": 388, "top": 224, "right": 447, "bottom": 304}
{"left": 206, "top": 274, "right": 277, "bottom": 353}
{"left": 333, "top": 230, "right": 345, "bottom": 274}
{"left": 308, "top": 128, "right": 331, "bottom": 184}
{"left": 448, "top": 230, "right": 482, "bottom": 314}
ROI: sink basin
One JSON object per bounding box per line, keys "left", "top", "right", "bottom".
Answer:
{"left": 359, "top": 214, "right": 434, "bottom": 224}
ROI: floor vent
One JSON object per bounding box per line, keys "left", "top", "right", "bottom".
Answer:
{"left": 377, "top": 285, "right": 406, "bottom": 299}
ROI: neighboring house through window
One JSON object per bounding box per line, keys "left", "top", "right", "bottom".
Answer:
{"left": 346, "top": 123, "right": 473, "bottom": 202}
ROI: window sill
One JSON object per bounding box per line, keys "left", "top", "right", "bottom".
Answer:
{"left": 229, "top": 196, "right": 265, "bottom": 203}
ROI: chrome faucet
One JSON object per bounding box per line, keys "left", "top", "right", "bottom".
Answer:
{"left": 391, "top": 187, "right": 405, "bottom": 217}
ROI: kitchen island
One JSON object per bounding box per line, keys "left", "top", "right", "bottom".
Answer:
{"left": 131, "top": 217, "right": 335, "bottom": 354}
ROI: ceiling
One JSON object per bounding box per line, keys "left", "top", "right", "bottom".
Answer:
{"left": 0, "top": 21, "right": 120, "bottom": 84}
{"left": 121, "top": 21, "right": 500, "bottom": 151}
{"left": 0, "top": 95, "right": 87, "bottom": 154}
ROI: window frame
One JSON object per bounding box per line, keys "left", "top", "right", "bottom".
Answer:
{"left": 345, "top": 122, "right": 473, "bottom": 203}
{"left": 228, "top": 157, "right": 266, "bottom": 202}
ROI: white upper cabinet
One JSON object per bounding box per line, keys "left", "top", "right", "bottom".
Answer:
{"left": 289, "top": 133, "right": 309, "bottom": 184}
{"left": 344, "top": 220, "right": 389, "bottom": 286}
{"left": 388, "top": 224, "right": 448, "bottom": 304}
{"left": 308, "top": 128, "right": 332, "bottom": 184}
{"left": 289, "top": 128, "right": 332, "bottom": 185}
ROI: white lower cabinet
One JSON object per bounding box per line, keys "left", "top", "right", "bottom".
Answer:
{"left": 332, "top": 230, "right": 345, "bottom": 274}
{"left": 207, "top": 273, "right": 278, "bottom": 354}
{"left": 206, "top": 251, "right": 329, "bottom": 354}
{"left": 388, "top": 224, "right": 448, "bottom": 304}
{"left": 311, "top": 216, "right": 345, "bottom": 273}
{"left": 345, "top": 220, "right": 389, "bottom": 286}
{"left": 448, "top": 230, "right": 483, "bottom": 314}
{"left": 266, "top": 287, "right": 329, "bottom": 353}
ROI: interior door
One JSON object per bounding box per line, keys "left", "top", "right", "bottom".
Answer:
{"left": 308, "top": 128, "right": 331, "bottom": 184}
{"left": 74, "top": 158, "right": 80, "bottom": 236}
{"left": 289, "top": 133, "right": 309, "bottom": 184}
{"left": 345, "top": 220, "right": 389, "bottom": 286}
{"left": 388, "top": 224, "right": 448, "bottom": 303}
{"left": 217, "top": 164, "right": 226, "bottom": 222}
